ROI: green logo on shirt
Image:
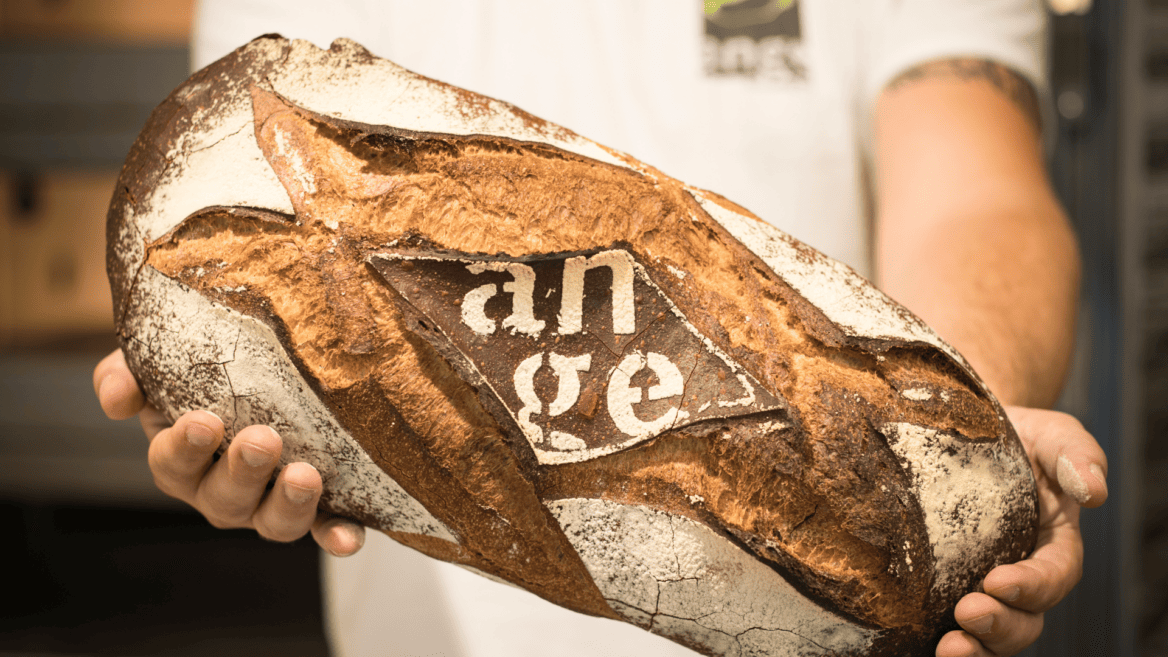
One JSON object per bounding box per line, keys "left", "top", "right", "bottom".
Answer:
{"left": 703, "top": 0, "right": 806, "bottom": 81}
{"left": 704, "top": 0, "right": 794, "bottom": 18}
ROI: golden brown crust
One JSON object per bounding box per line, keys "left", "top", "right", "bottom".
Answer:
{"left": 138, "top": 84, "right": 1004, "bottom": 629}
{"left": 109, "top": 37, "right": 1038, "bottom": 656}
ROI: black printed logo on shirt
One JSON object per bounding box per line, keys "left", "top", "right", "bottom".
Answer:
{"left": 703, "top": 0, "right": 807, "bottom": 81}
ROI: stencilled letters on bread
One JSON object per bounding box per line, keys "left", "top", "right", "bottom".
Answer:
{"left": 368, "top": 249, "right": 783, "bottom": 466}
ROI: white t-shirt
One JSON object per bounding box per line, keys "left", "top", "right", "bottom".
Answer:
{"left": 191, "top": 2, "right": 1045, "bottom": 656}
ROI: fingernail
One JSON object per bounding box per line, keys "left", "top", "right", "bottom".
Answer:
{"left": 323, "top": 521, "right": 364, "bottom": 557}
{"left": 1057, "top": 454, "right": 1091, "bottom": 505}
{"left": 965, "top": 614, "right": 994, "bottom": 635}
{"left": 285, "top": 483, "right": 315, "bottom": 505}
{"left": 1089, "top": 463, "right": 1108, "bottom": 497}
{"left": 97, "top": 373, "right": 118, "bottom": 415}
{"left": 240, "top": 443, "right": 274, "bottom": 468}
{"left": 345, "top": 523, "right": 366, "bottom": 552}
{"left": 993, "top": 585, "right": 1020, "bottom": 602}
{"left": 186, "top": 422, "right": 216, "bottom": 448}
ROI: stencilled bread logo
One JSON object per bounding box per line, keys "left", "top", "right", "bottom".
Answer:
{"left": 703, "top": 0, "right": 807, "bottom": 81}
{"left": 370, "top": 248, "right": 783, "bottom": 465}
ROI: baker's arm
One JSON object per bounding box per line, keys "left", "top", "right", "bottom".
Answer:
{"left": 873, "top": 59, "right": 1108, "bottom": 657}
{"left": 875, "top": 59, "right": 1077, "bottom": 407}
{"left": 92, "top": 349, "right": 365, "bottom": 556}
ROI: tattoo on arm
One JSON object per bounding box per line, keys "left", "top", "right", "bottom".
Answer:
{"left": 886, "top": 59, "right": 1042, "bottom": 131}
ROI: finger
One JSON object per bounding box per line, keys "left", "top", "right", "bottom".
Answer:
{"left": 146, "top": 410, "right": 225, "bottom": 502}
{"left": 195, "top": 425, "right": 282, "bottom": 529}
{"left": 1055, "top": 453, "right": 1108, "bottom": 509}
{"left": 1006, "top": 407, "right": 1108, "bottom": 507}
{"left": 936, "top": 630, "right": 992, "bottom": 657}
{"left": 139, "top": 404, "right": 172, "bottom": 441}
{"left": 312, "top": 514, "right": 366, "bottom": 557}
{"left": 93, "top": 350, "right": 146, "bottom": 420}
{"left": 953, "top": 592, "right": 1044, "bottom": 656}
{"left": 252, "top": 462, "right": 322, "bottom": 542}
{"left": 982, "top": 524, "right": 1083, "bottom": 613}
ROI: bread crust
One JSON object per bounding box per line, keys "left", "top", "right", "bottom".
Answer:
{"left": 107, "top": 36, "right": 1038, "bottom": 656}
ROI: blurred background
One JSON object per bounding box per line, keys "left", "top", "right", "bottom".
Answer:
{"left": 0, "top": 0, "right": 1162, "bottom": 655}
{"left": 0, "top": 1, "right": 328, "bottom": 655}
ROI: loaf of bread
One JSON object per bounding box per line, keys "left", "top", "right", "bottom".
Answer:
{"left": 107, "top": 36, "right": 1038, "bottom": 656}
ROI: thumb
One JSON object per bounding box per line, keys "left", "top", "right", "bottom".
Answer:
{"left": 1006, "top": 406, "right": 1108, "bottom": 508}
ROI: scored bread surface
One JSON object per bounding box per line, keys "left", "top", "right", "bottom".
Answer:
{"left": 107, "top": 36, "right": 1038, "bottom": 657}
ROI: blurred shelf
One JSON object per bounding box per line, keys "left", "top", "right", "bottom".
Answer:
{"left": 1150, "top": 80, "right": 1168, "bottom": 128}
{"left": 0, "top": 43, "right": 188, "bottom": 169}
{"left": 0, "top": 0, "right": 194, "bottom": 45}
{"left": 0, "top": 345, "right": 178, "bottom": 508}
{"left": 1150, "top": 172, "right": 1168, "bottom": 214}
{"left": 1148, "top": 7, "right": 1168, "bottom": 61}
{"left": 0, "top": 171, "right": 120, "bottom": 344}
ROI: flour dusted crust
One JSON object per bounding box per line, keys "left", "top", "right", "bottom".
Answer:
{"left": 107, "top": 36, "right": 1038, "bottom": 656}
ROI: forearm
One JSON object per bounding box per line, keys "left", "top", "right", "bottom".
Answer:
{"left": 876, "top": 197, "right": 1080, "bottom": 408}
{"left": 873, "top": 60, "right": 1081, "bottom": 408}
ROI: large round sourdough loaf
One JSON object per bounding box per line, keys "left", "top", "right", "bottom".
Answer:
{"left": 107, "top": 36, "right": 1038, "bottom": 656}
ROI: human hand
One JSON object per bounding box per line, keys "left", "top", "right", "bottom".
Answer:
{"left": 93, "top": 349, "right": 365, "bottom": 556}
{"left": 936, "top": 406, "right": 1108, "bottom": 656}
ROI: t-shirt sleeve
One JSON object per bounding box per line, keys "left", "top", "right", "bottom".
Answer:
{"left": 858, "top": 0, "right": 1048, "bottom": 117}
